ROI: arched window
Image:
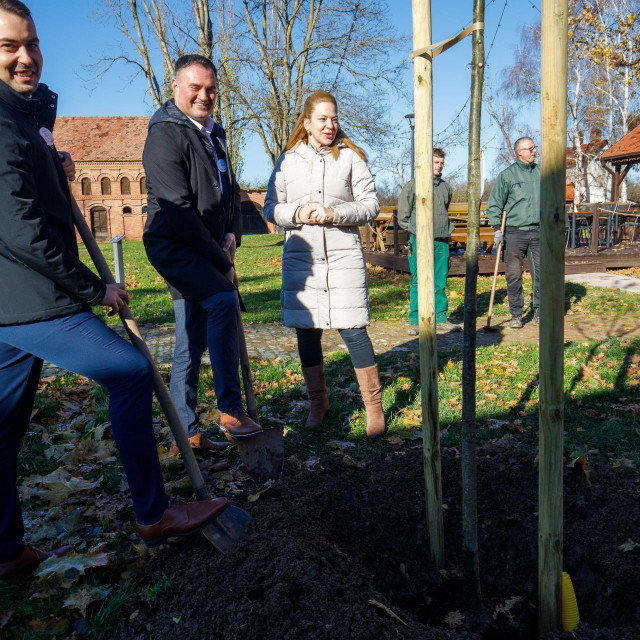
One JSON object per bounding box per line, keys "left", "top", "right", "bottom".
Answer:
{"left": 123, "top": 206, "right": 132, "bottom": 214}
{"left": 140, "top": 177, "right": 147, "bottom": 195}
{"left": 142, "top": 206, "right": 148, "bottom": 214}
{"left": 101, "top": 177, "right": 111, "bottom": 195}
{"left": 81, "top": 178, "right": 92, "bottom": 195}
{"left": 120, "top": 177, "right": 131, "bottom": 195}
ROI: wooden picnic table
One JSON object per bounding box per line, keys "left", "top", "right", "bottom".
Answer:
{"left": 364, "top": 203, "right": 496, "bottom": 253}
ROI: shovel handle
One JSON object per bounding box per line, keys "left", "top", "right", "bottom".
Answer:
{"left": 486, "top": 210, "right": 507, "bottom": 328}
{"left": 236, "top": 304, "right": 259, "bottom": 423}
{"left": 70, "top": 199, "right": 210, "bottom": 501}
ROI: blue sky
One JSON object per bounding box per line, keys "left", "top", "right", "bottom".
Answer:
{"left": 29, "top": 0, "right": 542, "bottom": 184}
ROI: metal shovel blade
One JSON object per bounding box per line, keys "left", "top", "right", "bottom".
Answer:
{"left": 201, "top": 505, "right": 252, "bottom": 554}
{"left": 235, "top": 427, "right": 284, "bottom": 482}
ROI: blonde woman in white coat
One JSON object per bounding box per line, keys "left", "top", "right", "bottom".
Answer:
{"left": 264, "top": 91, "right": 384, "bottom": 439}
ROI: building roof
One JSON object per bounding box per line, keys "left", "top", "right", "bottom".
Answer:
{"left": 600, "top": 125, "right": 640, "bottom": 165}
{"left": 53, "top": 116, "right": 150, "bottom": 162}
{"left": 566, "top": 139, "right": 608, "bottom": 166}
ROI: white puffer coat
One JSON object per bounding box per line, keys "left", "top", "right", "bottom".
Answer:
{"left": 264, "top": 142, "right": 379, "bottom": 329}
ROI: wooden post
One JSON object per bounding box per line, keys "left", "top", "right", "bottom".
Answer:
{"left": 393, "top": 209, "right": 399, "bottom": 255}
{"left": 539, "top": 0, "right": 568, "bottom": 634}
{"left": 412, "top": 0, "right": 444, "bottom": 568}
{"left": 461, "top": 0, "right": 485, "bottom": 612}
{"left": 590, "top": 203, "right": 599, "bottom": 254}
{"left": 612, "top": 165, "right": 621, "bottom": 201}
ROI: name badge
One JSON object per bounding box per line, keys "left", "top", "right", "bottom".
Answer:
{"left": 217, "top": 158, "right": 228, "bottom": 173}
{"left": 39, "top": 127, "right": 54, "bottom": 147}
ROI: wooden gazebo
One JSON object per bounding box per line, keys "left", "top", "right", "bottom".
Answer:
{"left": 599, "top": 124, "right": 640, "bottom": 201}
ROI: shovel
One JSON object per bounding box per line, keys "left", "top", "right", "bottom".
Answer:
{"left": 484, "top": 210, "right": 507, "bottom": 331}
{"left": 232, "top": 287, "right": 284, "bottom": 481}
{"left": 70, "top": 199, "right": 251, "bottom": 554}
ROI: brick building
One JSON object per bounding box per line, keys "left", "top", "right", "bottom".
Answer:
{"left": 53, "top": 116, "right": 271, "bottom": 240}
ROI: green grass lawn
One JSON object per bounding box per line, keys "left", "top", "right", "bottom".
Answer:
{"left": 81, "top": 235, "right": 640, "bottom": 327}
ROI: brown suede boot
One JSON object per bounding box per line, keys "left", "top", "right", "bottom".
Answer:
{"left": 301, "top": 363, "right": 329, "bottom": 428}
{"left": 355, "top": 364, "right": 386, "bottom": 439}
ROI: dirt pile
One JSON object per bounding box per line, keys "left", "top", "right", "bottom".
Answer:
{"left": 124, "top": 442, "right": 640, "bottom": 640}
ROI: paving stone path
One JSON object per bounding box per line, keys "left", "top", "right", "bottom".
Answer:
{"left": 41, "top": 311, "right": 640, "bottom": 377}
{"left": 41, "top": 269, "right": 640, "bottom": 376}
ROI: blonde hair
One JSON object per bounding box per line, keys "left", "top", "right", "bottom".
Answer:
{"left": 285, "top": 91, "right": 367, "bottom": 161}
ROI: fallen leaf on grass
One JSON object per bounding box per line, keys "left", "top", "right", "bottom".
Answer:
{"left": 328, "top": 440, "right": 356, "bottom": 449}
{"left": 493, "top": 596, "right": 523, "bottom": 620}
{"left": 36, "top": 552, "right": 111, "bottom": 584}
{"left": 568, "top": 456, "right": 593, "bottom": 486}
{"left": 368, "top": 599, "right": 408, "bottom": 627}
{"left": 247, "top": 480, "right": 275, "bottom": 502}
{"left": 21, "top": 469, "right": 102, "bottom": 505}
{"left": 0, "top": 608, "right": 15, "bottom": 630}
{"left": 485, "top": 419, "right": 508, "bottom": 430}
{"left": 397, "top": 408, "right": 422, "bottom": 427}
{"left": 619, "top": 539, "right": 640, "bottom": 552}
{"left": 444, "top": 610, "right": 464, "bottom": 628}
{"left": 63, "top": 587, "right": 110, "bottom": 617}
{"left": 505, "top": 423, "right": 526, "bottom": 434}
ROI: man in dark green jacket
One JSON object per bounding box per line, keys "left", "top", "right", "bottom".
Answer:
{"left": 398, "top": 148, "right": 456, "bottom": 334}
{"left": 486, "top": 137, "right": 540, "bottom": 328}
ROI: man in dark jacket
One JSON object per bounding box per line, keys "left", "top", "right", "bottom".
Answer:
{"left": 486, "top": 137, "right": 540, "bottom": 328}
{"left": 397, "top": 148, "right": 458, "bottom": 334}
{"left": 0, "top": 0, "right": 227, "bottom": 580}
{"left": 143, "top": 55, "right": 262, "bottom": 444}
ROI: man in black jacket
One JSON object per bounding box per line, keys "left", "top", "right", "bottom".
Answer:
{"left": 143, "top": 55, "right": 262, "bottom": 443}
{"left": 0, "top": 0, "right": 228, "bottom": 580}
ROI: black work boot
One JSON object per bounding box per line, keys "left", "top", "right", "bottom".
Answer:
{"left": 509, "top": 315, "right": 523, "bottom": 329}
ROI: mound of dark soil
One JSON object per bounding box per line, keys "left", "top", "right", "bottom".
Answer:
{"left": 123, "top": 441, "right": 640, "bottom": 640}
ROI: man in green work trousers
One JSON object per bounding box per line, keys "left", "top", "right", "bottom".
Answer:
{"left": 398, "top": 148, "right": 458, "bottom": 334}
{"left": 486, "top": 136, "right": 540, "bottom": 329}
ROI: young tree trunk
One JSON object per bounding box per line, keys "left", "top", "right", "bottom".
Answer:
{"left": 412, "top": 0, "right": 444, "bottom": 568}
{"left": 461, "top": 0, "right": 485, "bottom": 614}
{"left": 539, "top": 0, "right": 568, "bottom": 634}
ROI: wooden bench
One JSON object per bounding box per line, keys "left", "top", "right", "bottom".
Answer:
{"left": 361, "top": 202, "right": 496, "bottom": 253}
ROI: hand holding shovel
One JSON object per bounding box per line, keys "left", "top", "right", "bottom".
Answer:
{"left": 484, "top": 210, "right": 507, "bottom": 331}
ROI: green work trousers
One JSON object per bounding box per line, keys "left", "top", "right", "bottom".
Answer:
{"left": 408, "top": 235, "right": 450, "bottom": 325}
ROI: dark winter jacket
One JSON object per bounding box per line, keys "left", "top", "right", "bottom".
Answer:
{"left": 486, "top": 159, "right": 540, "bottom": 231}
{"left": 0, "top": 80, "right": 105, "bottom": 326}
{"left": 397, "top": 177, "right": 454, "bottom": 239}
{"left": 142, "top": 100, "right": 242, "bottom": 301}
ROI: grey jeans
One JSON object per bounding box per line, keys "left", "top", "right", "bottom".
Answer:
{"left": 504, "top": 228, "right": 540, "bottom": 317}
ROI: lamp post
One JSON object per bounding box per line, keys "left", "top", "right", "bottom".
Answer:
{"left": 405, "top": 113, "right": 415, "bottom": 180}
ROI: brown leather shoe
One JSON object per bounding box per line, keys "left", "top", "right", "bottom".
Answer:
{"left": 170, "top": 433, "right": 234, "bottom": 455}
{"left": 136, "top": 498, "right": 228, "bottom": 548}
{"left": 0, "top": 543, "right": 72, "bottom": 580}
{"left": 219, "top": 407, "right": 262, "bottom": 438}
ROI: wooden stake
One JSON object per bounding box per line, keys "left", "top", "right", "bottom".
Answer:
{"left": 461, "top": 0, "right": 485, "bottom": 612}
{"left": 539, "top": 0, "right": 568, "bottom": 634}
{"left": 411, "top": 0, "right": 444, "bottom": 568}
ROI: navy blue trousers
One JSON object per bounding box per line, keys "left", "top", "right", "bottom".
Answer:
{"left": 170, "top": 291, "right": 242, "bottom": 437}
{"left": 0, "top": 311, "right": 168, "bottom": 563}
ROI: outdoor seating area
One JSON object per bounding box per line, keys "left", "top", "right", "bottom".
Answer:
{"left": 362, "top": 199, "right": 640, "bottom": 276}
{"left": 566, "top": 201, "right": 640, "bottom": 250}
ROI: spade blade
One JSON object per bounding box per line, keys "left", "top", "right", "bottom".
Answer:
{"left": 201, "top": 505, "right": 252, "bottom": 554}
{"left": 235, "top": 427, "right": 284, "bottom": 482}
